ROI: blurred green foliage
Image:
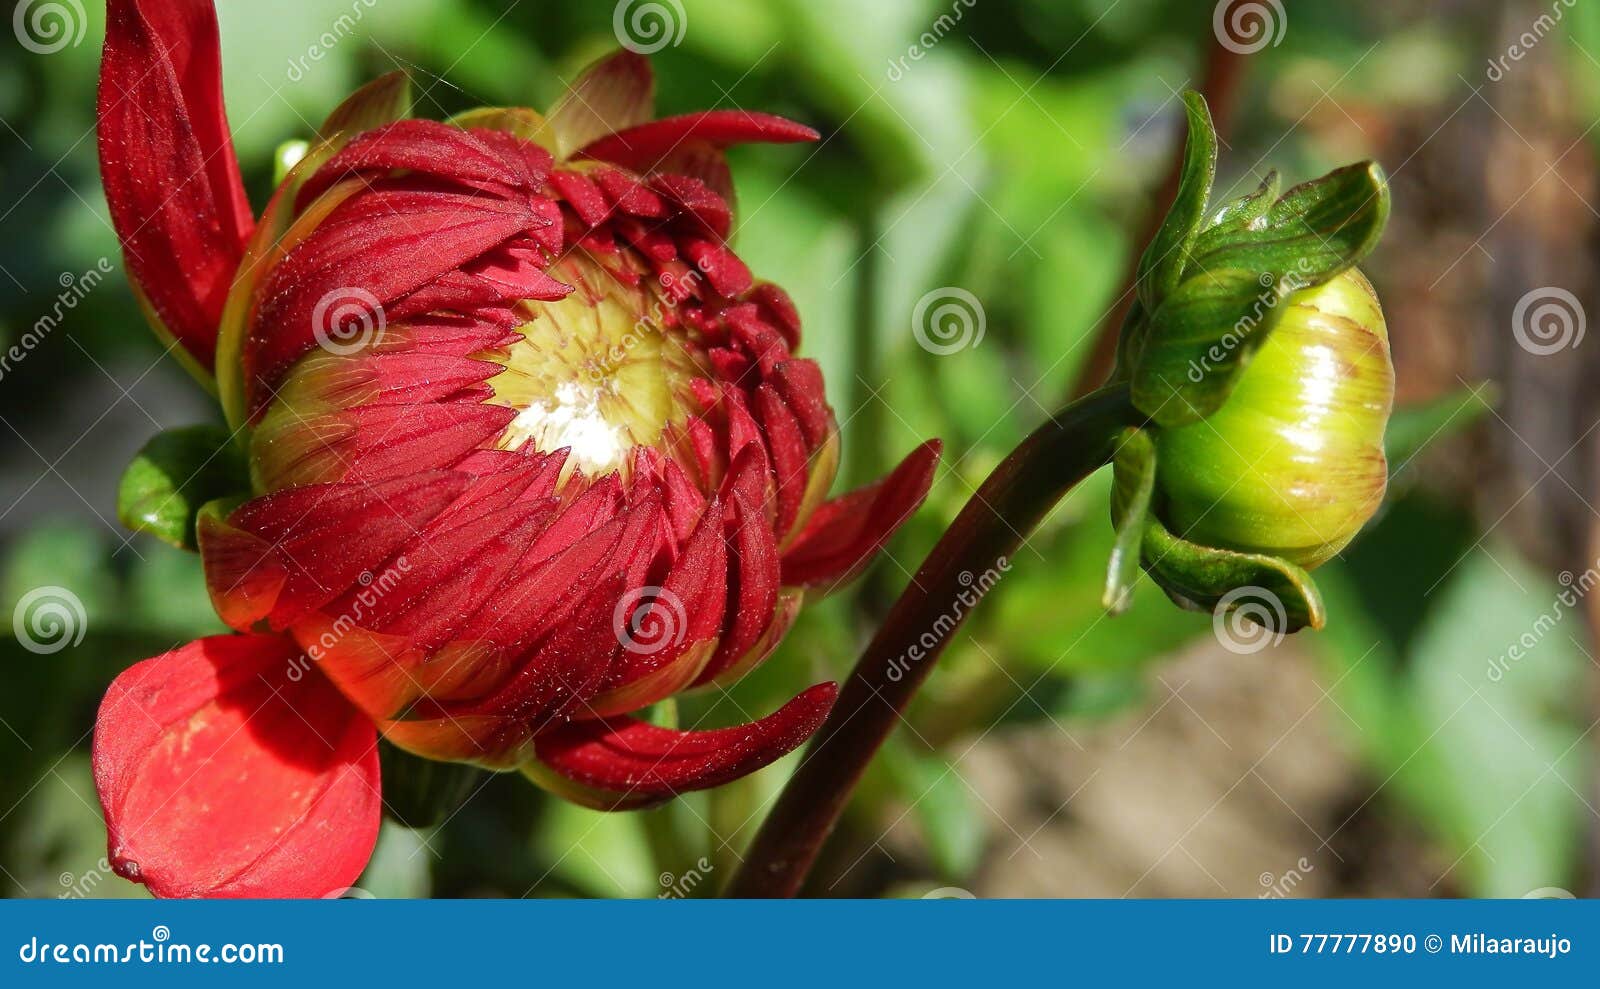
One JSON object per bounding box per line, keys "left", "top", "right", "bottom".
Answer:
{"left": 0, "top": 0, "right": 1590, "bottom": 899}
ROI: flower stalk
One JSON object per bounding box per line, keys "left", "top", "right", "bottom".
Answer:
{"left": 725, "top": 385, "right": 1139, "bottom": 897}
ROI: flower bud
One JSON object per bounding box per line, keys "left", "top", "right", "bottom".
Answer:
{"left": 1149, "top": 269, "right": 1392, "bottom": 569}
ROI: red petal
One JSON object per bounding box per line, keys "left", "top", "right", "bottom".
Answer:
{"left": 99, "top": 0, "right": 253, "bottom": 371}
{"left": 92, "top": 635, "right": 380, "bottom": 899}
{"left": 296, "top": 120, "right": 546, "bottom": 208}
{"left": 527, "top": 682, "right": 838, "bottom": 809}
{"left": 246, "top": 186, "right": 544, "bottom": 409}
{"left": 781, "top": 440, "right": 941, "bottom": 590}
{"left": 581, "top": 111, "right": 819, "bottom": 171}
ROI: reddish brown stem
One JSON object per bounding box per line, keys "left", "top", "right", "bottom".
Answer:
{"left": 724, "top": 386, "right": 1139, "bottom": 897}
{"left": 1067, "top": 38, "right": 1249, "bottom": 400}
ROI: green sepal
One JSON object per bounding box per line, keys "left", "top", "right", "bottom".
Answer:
{"left": 116, "top": 424, "right": 251, "bottom": 551}
{"left": 1140, "top": 513, "right": 1327, "bottom": 633}
{"left": 377, "top": 741, "right": 486, "bottom": 829}
{"left": 1384, "top": 381, "right": 1498, "bottom": 477}
{"left": 1192, "top": 169, "right": 1280, "bottom": 249}
{"left": 1131, "top": 161, "right": 1390, "bottom": 427}
{"left": 1104, "top": 427, "right": 1156, "bottom": 614}
{"left": 319, "top": 71, "right": 413, "bottom": 139}
{"left": 1135, "top": 91, "right": 1216, "bottom": 313}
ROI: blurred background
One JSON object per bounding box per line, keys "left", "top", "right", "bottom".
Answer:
{"left": 2, "top": 0, "right": 1598, "bottom": 898}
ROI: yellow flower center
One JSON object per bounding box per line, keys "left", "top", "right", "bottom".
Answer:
{"left": 486, "top": 254, "right": 706, "bottom": 480}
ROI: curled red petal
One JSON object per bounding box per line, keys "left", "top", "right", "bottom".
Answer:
{"left": 98, "top": 0, "right": 253, "bottom": 371}
{"left": 527, "top": 682, "right": 838, "bottom": 809}
{"left": 581, "top": 110, "right": 819, "bottom": 172}
{"left": 781, "top": 440, "right": 942, "bottom": 591}
{"left": 92, "top": 635, "right": 381, "bottom": 899}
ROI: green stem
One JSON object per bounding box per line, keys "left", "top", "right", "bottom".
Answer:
{"left": 724, "top": 384, "right": 1141, "bottom": 897}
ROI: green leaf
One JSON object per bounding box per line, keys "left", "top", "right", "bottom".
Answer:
{"left": 116, "top": 425, "right": 250, "bottom": 551}
{"left": 1104, "top": 428, "right": 1155, "bottom": 614}
{"left": 883, "top": 741, "right": 986, "bottom": 882}
{"left": 1385, "top": 381, "right": 1498, "bottom": 476}
{"left": 1135, "top": 91, "right": 1216, "bottom": 312}
{"left": 1141, "top": 513, "right": 1326, "bottom": 633}
{"left": 1314, "top": 548, "right": 1589, "bottom": 896}
{"left": 1132, "top": 162, "right": 1391, "bottom": 426}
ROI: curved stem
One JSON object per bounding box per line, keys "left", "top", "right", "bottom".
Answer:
{"left": 725, "top": 385, "right": 1140, "bottom": 897}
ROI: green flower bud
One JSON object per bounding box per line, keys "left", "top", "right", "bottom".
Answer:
{"left": 1149, "top": 269, "right": 1393, "bottom": 569}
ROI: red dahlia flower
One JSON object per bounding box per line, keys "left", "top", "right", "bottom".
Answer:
{"left": 93, "top": 0, "right": 938, "bottom": 898}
